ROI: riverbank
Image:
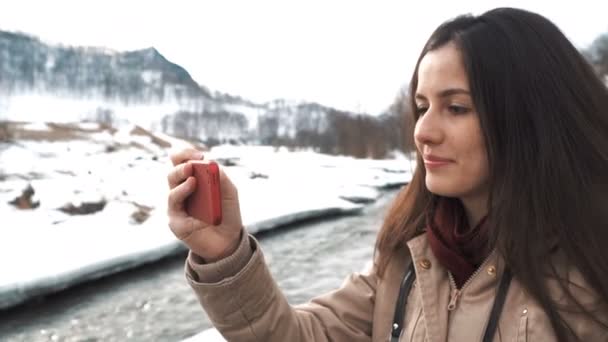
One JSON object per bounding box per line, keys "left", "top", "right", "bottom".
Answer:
{"left": 0, "top": 122, "right": 413, "bottom": 311}
{"left": 0, "top": 189, "right": 400, "bottom": 342}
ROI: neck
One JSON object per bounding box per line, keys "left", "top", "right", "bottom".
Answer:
{"left": 459, "top": 195, "right": 487, "bottom": 228}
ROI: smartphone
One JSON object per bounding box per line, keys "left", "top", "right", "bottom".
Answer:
{"left": 185, "top": 160, "right": 223, "bottom": 225}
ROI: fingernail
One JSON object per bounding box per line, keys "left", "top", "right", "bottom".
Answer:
{"left": 195, "top": 151, "right": 205, "bottom": 160}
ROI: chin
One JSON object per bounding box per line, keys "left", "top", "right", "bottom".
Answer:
{"left": 425, "top": 178, "right": 462, "bottom": 197}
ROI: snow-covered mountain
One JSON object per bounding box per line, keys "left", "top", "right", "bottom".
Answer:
{"left": 0, "top": 31, "right": 209, "bottom": 103}
{"left": 0, "top": 30, "right": 408, "bottom": 158}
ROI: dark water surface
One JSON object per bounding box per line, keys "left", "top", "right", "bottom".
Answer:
{"left": 0, "top": 190, "right": 399, "bottom": 342}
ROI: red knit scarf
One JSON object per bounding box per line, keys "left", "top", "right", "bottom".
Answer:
{"left": 425, "top": 198, "right": 490, "bottom": 289}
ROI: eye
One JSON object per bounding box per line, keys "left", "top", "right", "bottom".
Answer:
{"left": 448, "top": 105, "right": 470, "bottom": 115}
{"left": 415, "top": 106, "right": 428, "bottom": 115}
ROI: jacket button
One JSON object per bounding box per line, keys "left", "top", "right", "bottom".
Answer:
{"left": 419, "top": 259, "right": 432, "bottom": 269}
{"left": 487, "top": 266, "right": 496, "bottom": 276}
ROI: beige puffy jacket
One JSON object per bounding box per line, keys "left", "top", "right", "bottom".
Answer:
{"left": 185, "top": 230, "right": 607, "bottom": 341}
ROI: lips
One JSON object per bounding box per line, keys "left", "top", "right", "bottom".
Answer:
{"left": 423, "top": 154, "right": 453, "bottom": 168}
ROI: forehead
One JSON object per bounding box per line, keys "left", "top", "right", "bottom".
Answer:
{"left": 416, "top": 43, "right": 469, "bottom": 94}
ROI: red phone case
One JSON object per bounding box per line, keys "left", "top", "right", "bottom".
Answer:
{"left": 185, "top": 160, "right": 222, "bottom": 225}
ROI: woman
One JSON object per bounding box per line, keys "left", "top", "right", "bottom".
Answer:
{"left": 167, "top": 7, "right": 608, "bottom": 341}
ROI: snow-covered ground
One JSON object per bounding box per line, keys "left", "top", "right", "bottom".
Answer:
{"left": 182, "top": 328, "right": 225, "bottom": 342}
{"left": 0, "top": 121, "right": 414, "bottom": 311}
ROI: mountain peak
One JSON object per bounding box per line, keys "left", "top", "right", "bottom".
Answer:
{"left": 0, "top": 29, "right": 211, "bottom": 101}
{"left": 122, "top": 46, "right": 166, "bottom": 63}
{"left": 137, "top": 47, "right": 163, "bottom": 61}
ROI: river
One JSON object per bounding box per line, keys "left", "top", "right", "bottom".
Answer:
{"left": 0, "top": 189, "right": 399, "bottom": 342}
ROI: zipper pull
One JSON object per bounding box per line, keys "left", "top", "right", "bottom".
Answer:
{"left": 447, "top": 288, "right": 461, "bottom": 311}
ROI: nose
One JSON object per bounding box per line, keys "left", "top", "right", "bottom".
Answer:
{"left": 414, "top": 108, "right": 443, "bottom": 147}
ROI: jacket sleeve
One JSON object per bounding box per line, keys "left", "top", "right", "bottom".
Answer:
{"left": 185, "top": 231, "right": 377, "bottom": 342}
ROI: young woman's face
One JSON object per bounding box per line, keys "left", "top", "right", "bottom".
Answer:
{"left": 414, "top": 43, "right": 490, "bottom": 204}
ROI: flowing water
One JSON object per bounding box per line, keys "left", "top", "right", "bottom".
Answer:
{"left": 0, "top": 190, "right": 399, "bottom": 342}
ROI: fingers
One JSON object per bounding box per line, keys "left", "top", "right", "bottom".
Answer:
{"left": 167, "top": 162, "right": 193, "bottom": 189}
{"left": 170, "top": 148, "right": 204, "bottom": 166}
{"left": 168, "top": 215, "right": 203, "bottom": 241}
{"left": 168, "top": 176, "right": 196, "bottom": 215}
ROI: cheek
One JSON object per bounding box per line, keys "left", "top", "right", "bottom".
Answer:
{"left": 460, "top": 133, "right": 489, "bottom": 183}
{"left": 413, "top": 121, "right": 423, "bottom": 151}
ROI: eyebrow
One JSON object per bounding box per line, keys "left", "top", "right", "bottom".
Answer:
{"left": 414, "top": 88, "right": 470, "bottom": 100}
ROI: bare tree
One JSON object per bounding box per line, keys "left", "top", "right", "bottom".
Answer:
{"left": 585, "top": 32, "right": 608, "bottom": 80}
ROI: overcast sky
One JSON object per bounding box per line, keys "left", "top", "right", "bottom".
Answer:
{"left": 1, "top": 0, "right": 606, "bottom": 114}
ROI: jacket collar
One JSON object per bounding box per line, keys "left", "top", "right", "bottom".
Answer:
{"left": 406, "top": 234, "right": 505, "bottom": 342}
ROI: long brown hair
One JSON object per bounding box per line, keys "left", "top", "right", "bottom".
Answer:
{"left": 375, "top": 8, "right": 608, "bottom": 340}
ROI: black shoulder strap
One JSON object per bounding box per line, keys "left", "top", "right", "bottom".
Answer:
{"left": 482, "top": 268, "right": 513, "bottom": 342}
{"left": 390, "top": 262, "right": 416, "bottom": 342}
{"left": 389, "top": 263, "right": 512, "bottom": 342}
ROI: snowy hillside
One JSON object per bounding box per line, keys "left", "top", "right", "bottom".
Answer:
{"left": 0, "top": 30, "right": 409, "bottom": 158}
